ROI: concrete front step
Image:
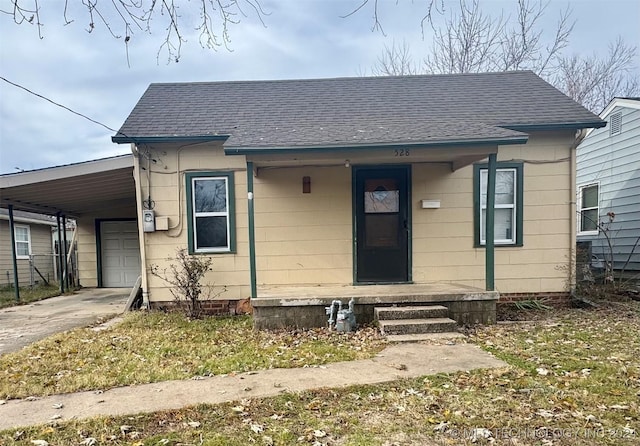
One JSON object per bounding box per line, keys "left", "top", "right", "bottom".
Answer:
{"left": 375, "top": 305, "right": 449, "bottom": 321}
{"left": 379, "top": 317, "right": 458, "bottom": 335}
{"left": 386, "top": 332, "right": 466, "bottom": 343}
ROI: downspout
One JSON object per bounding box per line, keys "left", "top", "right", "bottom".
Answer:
{"left": 8, "top": 205, "right": 20, "bottom": 302}
{"left": 570, "top": 129, "right": 587, "bottom": 294}
{"left": 132, "top": 144, "right": 150, "bottom": 309}
{"left": 485, "top": 153, "right": 497, "bottom": 291}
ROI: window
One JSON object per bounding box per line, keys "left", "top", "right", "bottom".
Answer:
{"left": 186, "top": 172, "right": 235, "bottom": 254}
{"left": 474, "top": 163, "right": 523, "bottom": 247}
{"left": 14, "top": 225, "right": 31, "bottom": 259}
{"left": 578, "top": 183, "right": 599, "bottom": 234}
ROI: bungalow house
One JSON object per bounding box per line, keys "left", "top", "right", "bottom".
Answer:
{"left": 576, "top": 97, "right": 640, "bottom": 279}
{"left": 105, "top": 71, "right": 605, "bottom": 328}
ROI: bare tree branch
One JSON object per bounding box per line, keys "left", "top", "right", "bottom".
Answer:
{"left": 424, "top": 0, "right": 505, "bottom": 73}
{"left": 1, "top": 0, "right": 268, "bottom": 63}
{"left": 372, "top": 39, "right": 418, "bottom": 76}
{"left": 555, "top": 37, "right": 640, "bottom": 112}
{"left": 369, "top": 0, "right": 639, "bottom": 113}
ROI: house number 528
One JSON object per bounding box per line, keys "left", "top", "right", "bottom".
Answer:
{"left": 394, "top": 149, "right": 410, "bottom": 157}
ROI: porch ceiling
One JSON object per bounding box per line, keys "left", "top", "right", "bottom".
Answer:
{"left": 247, "top": 145, "right": 501, "bottom": 173}
{"left": 0, "top": 155, "right": 136, "bottom": 217}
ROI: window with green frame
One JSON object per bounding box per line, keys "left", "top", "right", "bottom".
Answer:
{"left": 186, "top": 172, "right": 236, "bottom": 254}
{"left": 473, "top": 162, "right": 523, "bottom": 247}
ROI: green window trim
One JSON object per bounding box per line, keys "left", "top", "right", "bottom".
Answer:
{"left": 473, "top": 162, "right": 524, "bottom": 248}
{"left": 186, "top": 171, "right": 236, "bottom": 255}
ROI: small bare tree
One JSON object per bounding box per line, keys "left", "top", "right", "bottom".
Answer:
{"left": 578, "top": 210, "right": 640, "bottom": 298}
{"left": 150, "top": 249, "right": 226, "bottom": 318}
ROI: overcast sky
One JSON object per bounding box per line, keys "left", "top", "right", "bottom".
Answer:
{"left": 1, "top": 0, "right": 639, "bottom": 174}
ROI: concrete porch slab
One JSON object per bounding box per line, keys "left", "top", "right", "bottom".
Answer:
{"left": 254, "top": 282, "right": 498, "bottom": 306}
{"left": 252, "top": 283, "right": 498, "bottom": 329}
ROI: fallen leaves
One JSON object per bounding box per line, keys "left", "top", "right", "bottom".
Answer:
{"left": 1, "top": 304, "right": 637, "bottom": 446}
{"left": 0, "top": 314, "right": 386, "bottom": 400}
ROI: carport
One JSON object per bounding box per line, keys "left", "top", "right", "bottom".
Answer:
{"left": 0, "top": 155, "right": 139, "bottom": 296}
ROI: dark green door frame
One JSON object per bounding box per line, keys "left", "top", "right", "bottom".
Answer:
{"left": 352, "top": 165, "right": 412, "bottom": 284}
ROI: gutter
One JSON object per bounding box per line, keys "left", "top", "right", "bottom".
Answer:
{"left": 224, "top": 135, "right": 529, "bottom": 156}
{"left": 0, "top": 215, "right": 58, "bottom": 226}
{"left": 112, "top": 135, "right": 229, "bottom": 144}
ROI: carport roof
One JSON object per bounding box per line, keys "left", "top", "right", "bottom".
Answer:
{"left": 0, "top": 155, "right": 135, "bottom": 217}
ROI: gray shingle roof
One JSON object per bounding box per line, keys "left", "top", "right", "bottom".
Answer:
{"left": 113, "top": 71, "right": 604, "bottom": 149}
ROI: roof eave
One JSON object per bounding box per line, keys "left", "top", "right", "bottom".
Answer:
{"left": 224, "top": 135, "right": 529, "bottom": 156}
{"left": 502, "top": 121, "right": 606, "bottom": 131}
{"left": 112, "top": 135, "right": 230, "bottom": 144}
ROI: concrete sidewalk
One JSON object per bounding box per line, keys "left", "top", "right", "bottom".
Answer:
{"left": 0, "top": 342, "right": 506, "bottom": 430}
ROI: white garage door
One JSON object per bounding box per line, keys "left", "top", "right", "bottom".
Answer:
{"left": 101, "top": 221, "right": 141, "bottom": 288}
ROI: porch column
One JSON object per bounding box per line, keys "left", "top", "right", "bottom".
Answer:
{"left": 56, "top": 212, "right": 65, "bottom": 294}
{"left": 8, "top": 205, "right": 20, "bottom": 302}
{"left": 247, "top": 161, "right": 257, "bottom": 299}
{"left": 485, "top": 153, "right": 497, "bottom": 291}
{"left": 62, "top": 214, "right": 69, "bottom": 290}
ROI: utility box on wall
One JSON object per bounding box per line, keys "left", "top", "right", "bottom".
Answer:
{"left": 142, "top": 210, "right": 155, "bottom": 232}
{"left": 421, "top": 199, "right": 441, "bottom": 209}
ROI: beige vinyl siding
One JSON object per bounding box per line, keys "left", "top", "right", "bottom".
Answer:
{"left": 412, "top": 131, "right": 574, "bottom": 293}
{"left": 253, "top": 166, "right": 352, "bottom": 286}
{"left": 139, "top": 144, "right": 250, "bottom": 302}
{"left": 0, "top": 221, "right": 55, "bottom": 287}
{"left": 137, "top": 131, "right": 575, "bottom": 302}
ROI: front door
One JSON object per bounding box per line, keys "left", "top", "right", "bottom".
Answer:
{"left": 354, "top": 166, "right": 410, "bottom": 283}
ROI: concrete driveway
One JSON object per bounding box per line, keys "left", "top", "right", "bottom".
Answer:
{"left": 0, "top": 288, "right": 128, "bottom": 355}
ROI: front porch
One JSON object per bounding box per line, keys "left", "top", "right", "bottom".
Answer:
{"left": 252, "top": 282, "right": 498, "bottom": 329}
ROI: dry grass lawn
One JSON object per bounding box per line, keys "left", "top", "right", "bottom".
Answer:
{"left": 0, "top": 312, "right": 386, "bottom": 400}
{"left": 1, "top": 302, "right": 639, "bottom": 445}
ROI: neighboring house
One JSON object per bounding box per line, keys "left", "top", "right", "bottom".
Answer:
{"left": 0, "top": 72, "right": 605, "bottom": 327}
{"left": 0, "top": 209, "right": 57, "bottom": 287}
{"left": 576, "top": 97, "right": 640, "bottom": 277}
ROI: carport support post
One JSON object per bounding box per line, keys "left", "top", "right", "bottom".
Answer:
{"left": 62, "top": 215, "right": 69, "bottom": 290}
{"left": 485, "top": 153, "right": 497, "bottom": 291}
{"left": 8, "top": 205, "right": 20, "bottom": 302}
{"left": 247, "top": 161, "right": 257, "bottom": 299}
{"left": 56, "top": 212, "right": 65, "bottom": 294}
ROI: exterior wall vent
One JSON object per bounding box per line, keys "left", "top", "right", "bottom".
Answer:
{"left": 609, "top": 112, "right": 622, "bottom": 136}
